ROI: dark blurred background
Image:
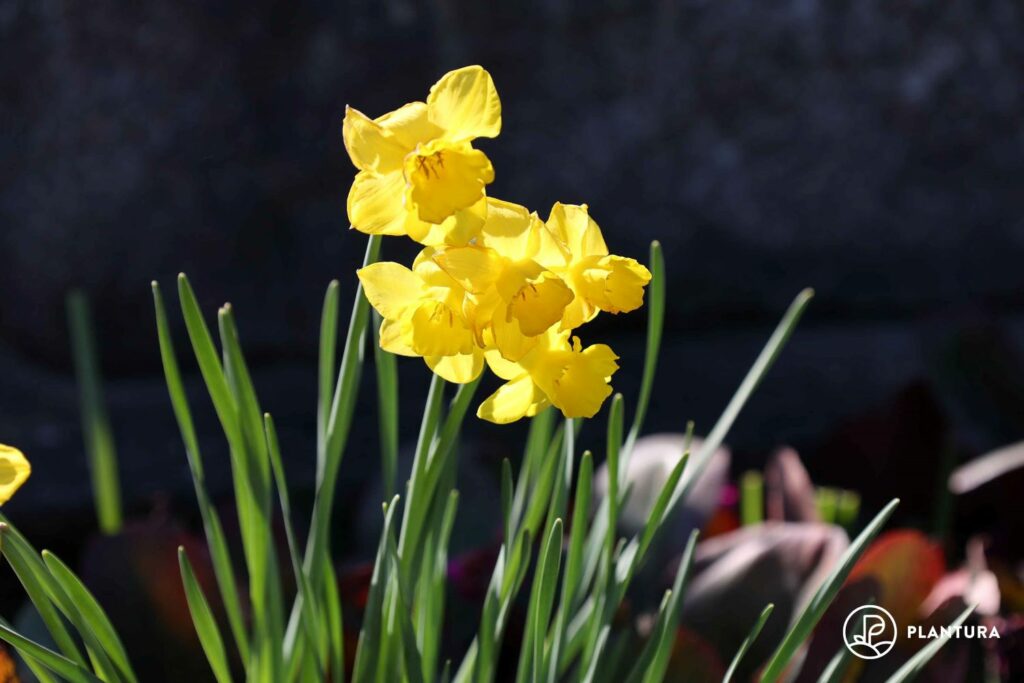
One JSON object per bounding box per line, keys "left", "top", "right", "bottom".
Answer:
{"left": 2, "top": 0, "right": 1024, "bottom": 562}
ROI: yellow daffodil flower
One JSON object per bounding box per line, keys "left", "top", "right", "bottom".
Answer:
{"left": 476, "top": 328, "right": 619, "bottom": 424}
{"left": 358, "top": 251, "right": 484, "bottom": 383}
{"left": 433, "top": 199, "right": 575, "bottom": 361}
{"left": 0, "top": 444, "right": 31, "bottom": 505}
{"left": 344, "top": 65, "right": 501, "bottom": 246}
{"left": 538, "top": 203, "right": 653, "bottom": 330}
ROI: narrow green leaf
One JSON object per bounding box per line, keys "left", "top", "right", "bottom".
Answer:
{"left": 629, "top": 444, "right": 692, "bottom": 584}
{"left": 323, "top": 562, "right": 346, "bottom": 683}
{"left": 562, "top": 452, "right": 592, "bottom": 613}
{"left": 521, "top": 427, "right": 565, "bottom": 538}
{"left": 309, "top": 236, "right": 382, "bottom": 580}
{"left": 884, "top": 604, "right": 976, "bottom": 683}
{"left": 33, "top": 553, "right": 121, "bottom": 682}
{"left": 399, "top": 375, "right": 481, "bottom": 585}
{"left": 373, "top": 309, "right": 400, "bottom": 499}
{"left": 0, "top": 615, "right": 58, "bottom": 683}
{"left": 578, "top": 623, "right": 610, "bottom": 683}
{"left": 421, "top": 490, "right": 459, "bottom": 679}
{"left": 397, "top": 373, "right": 446, "bottom": 580}
{"left": 218, "top": 305, "right": 284, "bottom": 682}
{"left": 542, "top": 420, "right": 574, "bottom": 547}
{"left": 760, "top": 498, "right": 900, "bottom": 682}
{"left": 0, "top": 622, "right": 101, "bottom": 683}
{"left": 519, "top": 518, "right": 563, "bottom": 683}
{"left": 500, "top": 458, "right": 513, "bottom": 547}
{"left": 547, "top": 452, "right": 593, "bottom": 682}
{"left": 176, "top": 274, "right": 245, "bottom": 456}
{"left": 622, "top": 241, "right": 665, "bottom": 463}
{"left": 352, "top": 495, "right": 399, "bottom": 683}
{"left": 151, "top": 281, "right": 249, "bottom": 663}
{"left": 723, "top": 603, "right": 775, "bottom": 683}
{"left": 384, "top": 534, "right": 426, "bottom": 683}
{"left": 510, "top": 408, "right": 554, "bottom": 540}
{"left": 606, "top": 393, "right": 624, "bottom": 540}
{"left": 816, "top": 644, "right": 854, "bottom": 683}
{"left": 67, "top": 290, "right": 123, "bottom": 535}
{"left": 178, "top": 547, "right": 233, "bottom": 683}
{"left": 669, "top": 289, "right": 814, "bottom": 514}
{"left": 265, "top": 414, "right": 324, "bottom": 676}
{"left": 317, "top": 280, "right": 340, "bottom": 463}
{"left": 42, "top": 550, "right": 137, "bottom": 683}
{"left": 0, "top": 520, "right": 88, "bottom": 668}
{"left": 624, "top": 529, "right": 699, "bottom": 683}
{"left": 296, "top": 238, "right": 383, "bottom": 682}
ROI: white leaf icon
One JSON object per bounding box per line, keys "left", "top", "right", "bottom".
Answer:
{"left": 864, "top": 614, "right": 886, "bottom": 640}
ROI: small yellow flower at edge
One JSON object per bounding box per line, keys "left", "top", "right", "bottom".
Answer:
{"left": 0, "top": 444, "right": 31, "bottom": 505}
{"left": 344, "top": 65, "right": 502, "bottom": 246}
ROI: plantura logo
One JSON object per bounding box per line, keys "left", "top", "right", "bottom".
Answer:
{"left": 843, "top": 605, "right": 898, "bottom": 660}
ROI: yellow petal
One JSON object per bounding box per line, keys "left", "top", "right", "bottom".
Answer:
{"left": 409, "top": 301, "right": 475, "bottom": 357}
{"left": 580, "top": 256, "right": 652, "bottom": 314}
{"left": 348, "top": 170, "right": 408, "bottom": 236}
{"left": 357, "top": 262, "right": 424, "bottom": 319}
{"left": 343, "top": 106, "right": 410, "bottom": 173}
{"left": 532, "top": 220, "right": 573, "bottom": 269}
{"left": 425, "top": 350, "right": 484, "bottom": 384}
{"left": 476, "top": 375, "right": 544, "bottom": 424}
{"left": 477, "top": 198, "right": 540, "bottom": 261}
{"left": 378, "top": 318, "right": 417, "bottom": 357}
{"left": 559, "top": 296, "right": 598, "bottom": 331}
{"left": 405, "top": 144, "right": 494, "bottom": 224}
{"left": 432, "top": 246, "right": 502, "bottom": 293}
{"left": 507, "top": 271, "right": 574, "bottom": 336}
{"left": 484, "top": 348, "right": 525, "bottom": 381}
{"left": 427, "top": 65, "right": 502, "bottom": 141}
{"left": 492, "top": 302, "right": 539, "bottom": 362}
{"left": 0, "top": 444, "right": 31, "bottom": 505}
{"left": 546, "top": 341, "right": 619, "bottom": 419}
{"left": 546, "top": 203, "right": 608, "bottom": 259}
{"left": 407, "top": 196, "right": 488, "bottom": 247}
{"left": 376, "top": 101, "right": 443, "bottom": 149}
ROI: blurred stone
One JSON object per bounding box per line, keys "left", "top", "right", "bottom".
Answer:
{"left": 592, "top": 433, "right": 730, "bottom": 539}
{"left": 676, "top": 522, "right": 849, "bottom": 680}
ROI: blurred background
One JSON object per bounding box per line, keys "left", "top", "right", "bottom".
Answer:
{"left": 2, "top": 1, "right": 1024, "bottom": 680}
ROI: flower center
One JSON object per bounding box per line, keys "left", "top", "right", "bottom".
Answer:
{"left": 414, "top": 151, "right": 446, "bottom": 180}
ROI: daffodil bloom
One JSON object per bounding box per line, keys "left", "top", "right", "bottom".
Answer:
{"left": 539, "top": 203, "right": 653, "bottom": 330}
{"left": 344, "top": 65, "right": 501, "bottom": 246}
{"left": 433, "top": 199, "right": 575, "bottom": 361}
{"left": 0, "top": 444, "right": 31, "bottom": 505}
{"left": 358, "top": 252, "right": 484, "bottom": 383}
{"left": 476, "top": 328, "right": 619, "bottom": 424}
